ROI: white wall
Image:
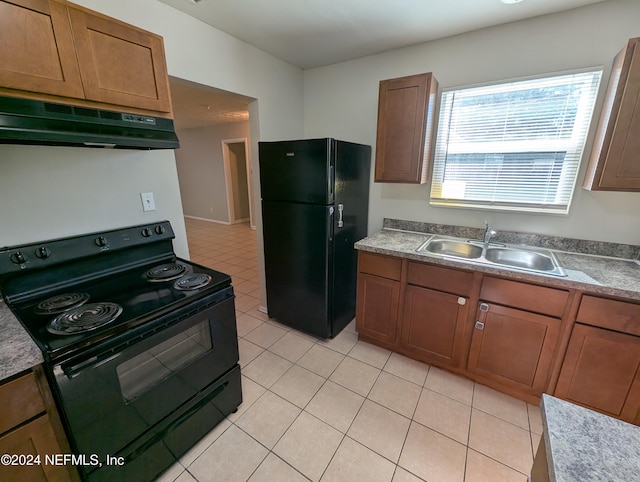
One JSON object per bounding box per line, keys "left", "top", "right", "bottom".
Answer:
{"left": 303, "top": 0, "right": 640, "bottom": 245}
{"left": 0, "top": 0, "right": 304, "bottom": 272}
{"left": 175, "top": 122, "right": 250, "bottom": 223}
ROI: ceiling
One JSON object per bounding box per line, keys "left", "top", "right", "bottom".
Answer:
{"left": 169, "top": 77, "right": 253, "bottom": 130}
{"left": 163, "top": 0, "right": 607, "bottom": 129}
{"left": 157, "top": 0, "right": 606, "bottom": 69}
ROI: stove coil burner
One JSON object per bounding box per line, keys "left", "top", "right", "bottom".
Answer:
{"left": 146, "top": 263, "right": 187, "bottom": 282}
{"left": 35, "top": 293, "right": 90, "bottom": 315}
{"left": 48, "top": 302, "right": 123, "bottom": 335}
{"left": 174, "top": 273, "right": 212, "bottom": 291}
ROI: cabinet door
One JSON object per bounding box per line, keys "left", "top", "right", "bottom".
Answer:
{"left": 467, "top": 303, "right": 560, "bottom": 394}
{"left": 555, "top": 323, "right": 640, "bottom": 424}
{"left": 0, "top": 414, "right": 73, "bottom": 482}
{"left": 68, "top": 7, "right": 172, "bottom": 113}
{"left": 374, "top": 73, "right": 438, "bottom": 184}
{"left": 356, "top": 273, "right": 400, "bottom": 345}
{"left": 584, "top": 37, "right": 640, "bottom": 191}
{"left": 400, "top": 285, "right": 468, "bottom": 366}
{"left": 0, "top": 0, "right": 84, "bottom": 98}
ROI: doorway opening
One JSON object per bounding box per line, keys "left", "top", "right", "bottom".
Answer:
{"left": 222, "top": 138, "right": 253, "bottom": 227}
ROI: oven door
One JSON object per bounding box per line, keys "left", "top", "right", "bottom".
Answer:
{"left": 51, "top": 287, "right": 239, "bottom": 462}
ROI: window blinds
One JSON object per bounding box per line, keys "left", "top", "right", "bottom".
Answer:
{"left": 430, "top": 71, "right": 602, "bottom": 214}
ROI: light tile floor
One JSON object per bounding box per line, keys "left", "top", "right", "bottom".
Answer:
{"left": 158, "top": 218, "right": 540, "bottom": 482}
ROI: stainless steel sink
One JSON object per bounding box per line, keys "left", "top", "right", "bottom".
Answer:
{"left": 418, "top": 238, "right": 483, "bottom": 259}
{"left": 416, "top": 236, "right": 567, "bottom": 277}
{"left": 485, "top": 247, "right": 565, "bottom": 276}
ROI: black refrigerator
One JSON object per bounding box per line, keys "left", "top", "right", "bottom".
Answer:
{"left": 259, "top": 138, "right": 371, "bottom": 338}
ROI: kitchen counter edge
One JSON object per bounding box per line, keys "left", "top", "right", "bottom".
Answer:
{"left": 355, "top": 229, "right": 640, "bottom": 301}
{"left": 540, "top": 394, "right": 640, "bottom": 482}
{"left": 0, "top": 301, "right": 44, "bottom": 381}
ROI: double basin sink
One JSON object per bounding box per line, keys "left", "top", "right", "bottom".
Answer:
{"left": 416, "top": 236, "right": 567, "bottom": 277}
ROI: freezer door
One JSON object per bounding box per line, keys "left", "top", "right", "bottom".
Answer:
{"left": 262, "top": 200, "right": 333, "bottom": 338}
{"left": 259, "top": 139, "right": 335, "bottom": 204}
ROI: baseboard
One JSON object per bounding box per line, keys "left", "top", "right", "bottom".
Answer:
{"left": 184, "top": 215, "right": 231, "bottom": 225}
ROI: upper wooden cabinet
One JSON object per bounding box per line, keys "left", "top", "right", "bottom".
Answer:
{"left": 583, "top": 37, "right": 640, "bottom": 191}
{"left": 0, "top": 0, "right": 172, "bottom": 114}
{"left": 0, "top": 0, "right": 84, "bottom": 98}
{"left": 374, "top": 72, "right": 438, "bottom": 184}
{"left": 67, "top": 5, "right": 172, "bottom": 113}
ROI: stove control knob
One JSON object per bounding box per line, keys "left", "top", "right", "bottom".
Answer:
{"left": 35, "top": 246, "right": 51, "bottom": 259}
{"left": 141, "top": 228, "right": 152, "bottom": 237}
{"left": 10, "top": 251, "right": 27, "bottom": 264}
{"left": 95, "top": 236, "right": 108, "bottom": 247}
{"left": 155, "top": 225, "right": 165, "bottom": 235}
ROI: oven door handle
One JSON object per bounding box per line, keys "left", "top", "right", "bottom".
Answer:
{"left": 63, "top": 353, "right": 121, "bottom": 379}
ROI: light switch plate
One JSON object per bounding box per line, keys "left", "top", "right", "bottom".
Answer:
{"left": 140, "top": 192, "right": 156, "bottom": 211}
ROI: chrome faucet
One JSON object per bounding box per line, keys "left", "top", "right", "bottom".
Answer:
{"left": 483, "top": 221, "right": 496, "bottom": 246}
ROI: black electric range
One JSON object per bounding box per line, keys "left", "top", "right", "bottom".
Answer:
{"left": 0, "top": 221, "right": 242, "bottom": 482}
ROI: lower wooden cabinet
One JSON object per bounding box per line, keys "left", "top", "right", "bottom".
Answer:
{"left": 0, "top": 369, "right": 76, "bottom": 482}
{"left": 355, "top": 250, "right": 640, "bottom": 425}
{"left": 356, "top": 272, "right": 400, "bottom": 344}
{"left": 401, "top": 285, "right": 468, "bottom": 366}
{"left": 0, "top": 414, "right": 71, "bottom": 482}
{"left": 467, "top": 303, "right": 560, "bottom": 395}
{"left": 554, "top": 323, "right": 640, "bottom": 424}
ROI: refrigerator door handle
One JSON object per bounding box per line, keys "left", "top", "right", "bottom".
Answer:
{"left": 328, "top": 165, "right": 334, "bottom": 200}
{"left": 337, "top": 204, "right": 344, "bottom": 228}
{"left": 328, "top": 206, "right": 335, "bottom": 241}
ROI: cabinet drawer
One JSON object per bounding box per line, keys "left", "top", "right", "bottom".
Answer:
{"left": 407, "top": 261, "right": 473, "bottom": 296}
{"left": 0, "top": 372, "right": 46, "bottom": 434}
{"left": 358, "top": 252, "right": 402, "bottom": 280}
{"left": 577, "top": 296, "right": 640, "bottom": 336}
{"left": 480, "top": 276, "right": 569, "bottom": 318}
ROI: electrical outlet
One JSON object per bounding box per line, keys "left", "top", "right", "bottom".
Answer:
{"left": 140, "top": 192, "right": 156, "bottom": 212}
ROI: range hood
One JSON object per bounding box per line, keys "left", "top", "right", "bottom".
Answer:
{"left": 0, "top": 96, "right": 179, "bottom": 150}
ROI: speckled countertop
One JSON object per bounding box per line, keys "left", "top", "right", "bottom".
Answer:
{"left": 355, "top": 219, "right": 640, "bottom": 301}
{"left": 540, "top": 394, "right": 640, "bottom": 481}
{"left": 0, "top": 300, "right": 43, "bottom": 380}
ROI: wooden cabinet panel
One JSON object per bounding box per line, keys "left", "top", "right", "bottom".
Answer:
{"left": 356, "top": 272, "right": 400, "bottom": 344}
{"left": 407, "top": 261, "right": 474, "bottom": 296}
{"left": 68, "top": 6, "right": 172, "bottom": 113}
{"left": 0, "top": 414, "right": 72, "bottom": 482}
{"left": 555, "top": 323, "right": 640, "bottom": 424}
{"left": 480, "top": 276, "right": 569, "bottom": 318}
{"left": 358, "top": 252, "right": 402, "bottom": 280}
{"left": 401, "top": 285, "right": 468, "bottom": 366}
{"left": 467, "top": 303, "right": 560, "bottom": 393}
{"left": 577, "top": 295, "right": 640, "bottom": 336}
{"left": 584, "top": 37, "right": 640, "bottom": 191}
{"left": 0, "top": 372, "right": 46, "bottom": 434}
{"left": 0, "top": 0, "right": 84, "bottom": 98}
{"left": 374, "top": 73, "right": 438, "bottom": 183}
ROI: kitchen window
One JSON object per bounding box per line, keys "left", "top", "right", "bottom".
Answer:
{"left": 429, "top": 70, "right": 602, "bottom": 214}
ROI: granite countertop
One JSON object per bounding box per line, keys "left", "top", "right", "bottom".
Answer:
{"left": 355, "top": 220, "right": 640, "bottom": 301}
{"left": 0, "top": 300, "right": 43, "bottom": 380}
{"left": 540, "top": 394, "right": 640, "bottom": 481}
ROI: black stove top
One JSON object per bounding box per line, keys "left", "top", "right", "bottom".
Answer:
{"left": 0, "top": 221, "right": 232, "bottom": 361}
{"left": 7, "top": 258, "right": 231, "bottom": 359}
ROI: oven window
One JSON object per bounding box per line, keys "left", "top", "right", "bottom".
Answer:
{"left": 116, "top": 320, "right": 212, "bottom": 402}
